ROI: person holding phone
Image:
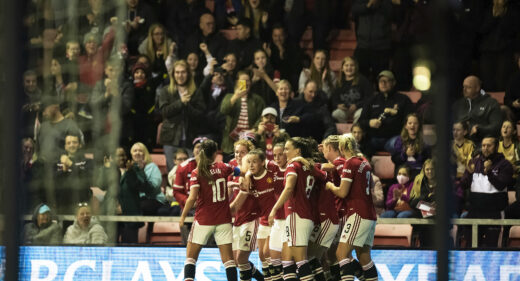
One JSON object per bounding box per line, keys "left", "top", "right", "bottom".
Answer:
{"left": 254, "top": 107, "right": 289, "bottom": 161}
{"left": 220, "top": 70, "right": 266, "bottom": 159}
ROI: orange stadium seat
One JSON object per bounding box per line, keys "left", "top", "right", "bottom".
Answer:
{"left": 138, "top": 222, "right": 149, "bottom": 244}
{"left": 371, "top": 154, "right": 395, "bottom": 179}
{"left": 151, "top": 153, "right": 168, "bottom": 176}
{"left": 374, "top": 224, "right": 413, "bottom": 247}
{"left": 402, "top": 91, "right": 422, "bottom": 104}
{"left": 508, "top": 226, "right": 520, "bottom": 247}
{"left": 149, "top": 222, "right": 183, "bottom": 245}
{"left": 488, "top": 92, "right": 505, "bottom": 105}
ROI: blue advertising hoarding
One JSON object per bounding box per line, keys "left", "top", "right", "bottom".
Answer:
{"left": 0, "top": 247, "right": 518, "bottom": 280}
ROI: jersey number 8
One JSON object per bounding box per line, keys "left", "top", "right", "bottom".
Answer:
{"left": 305, "top": 175, "right": 315, "bottom": 199}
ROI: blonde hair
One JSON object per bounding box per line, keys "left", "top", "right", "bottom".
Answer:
{"left": 338, "top": 133, "right": 361, "bottom": 156}
{"left": 234, "top": 139, "right": 255, "bottom": 152}
{"left": 146, "top": 24, "right": 168, "bottom": 63}
{"left": 276, "top": 79, "right": 292, "bottom": 92}
{"left": 323, "top": 135, "right": 340, "bottom": 152}
{"left": 131, "top": 142, "right": 152, "bottom": 164}
{"left": 168, "top": 60, "right": 196, "bottom": 95}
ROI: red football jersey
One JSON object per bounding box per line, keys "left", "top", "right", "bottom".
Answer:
{"left": 231, "top": 175, "right": 261, "bottom": 226}
{"left": 190, "top": 162, "right": 236, "bottom": 225}
{"left": 340, "top": 157, "right": 377, "bottom": 221}
{"left": 173, "top": 158, "right": 197, "bottom": 208}
{"left": 250, "top": 169, "right": 277, "bottom": 225}
{"left": 331, "top": 157, "right": 348, "bottom": 217}
{"left": 283, "top": 161, "right": 327, "bottom": 221}
{"left": 315, "top": 163, "right": 339, "bottom": 224}
{"left": 267, "top": 161, "right": 286, "bottom": 219}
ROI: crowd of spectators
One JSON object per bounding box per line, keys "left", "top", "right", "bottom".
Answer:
{"left": 19, "top": 0, "right": 520, "bottom": 247}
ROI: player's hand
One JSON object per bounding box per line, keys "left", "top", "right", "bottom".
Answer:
{"left": 179, "top": 216, "right": 185, "bottom": 228}
{"left": 268, "top": 211, "right": 275, "bottom": 226}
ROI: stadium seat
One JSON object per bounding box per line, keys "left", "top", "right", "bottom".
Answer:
{"left": 138, "top": 222, "right": 149, "bottom": 244}
{"left": 423, "top": 125, "right": 437, "bottom": 146}
{"left": 371, "top": 155, "right": 395, "bottom": 179}
{"left": 149, "top": 222, "right": 183, "bottom": 245}
{"left": 151, "top": 154, "right": 168, "bottom": 176}
{"left": 488, "top": 92, "right": 505, "bottom": 105}
{"left": 220, "top": 29, "right": 237, "bottom": 40}
{"left": 374, "top": 224, "right": 413, "bottom": 247}
{"left": 336, "top": 123, "right": 353, "bottom": 134}
{"left": 508, "top": 226, "right": 520, "bottom": 247}
{"left": 508, "top": 191, "right": 517, "bottom": 205}
{"left": 402, "top": 91, "right": 422, "bottom": 104}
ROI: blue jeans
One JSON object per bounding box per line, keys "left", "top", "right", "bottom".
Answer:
{"left": 380, "top": 210, "right": 416, "bottom": 218}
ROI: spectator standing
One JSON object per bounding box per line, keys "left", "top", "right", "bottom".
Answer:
{"left": 227, "top": 18, "right": 263, "bottom": 70}
{"left": 158, "top": 60, "right": 206, "bottom": 171}
{"left": 352, "top": 0, "right": 392, "bottom": 81}
{"left": 197, "top": 67, "right": 230, "bottom": 142}
{"left": 124, "top": 0, "right": 157, "bottom": 55}
{"left": 220, "top": 70, "right": 265, "bottom": 156}
{"left": 21, "top": 70, "right": 43, "bottom": 139}
{"left": 138, "top": 23, "right": 174, "bottom": 78}
{"left": 265, "top": 25, "right": 303, "bottom": 89}
{"left": 298, "top": 50, "right": 336, "bottom": 99}
{"left": 270, "top": 79, "right": 307, "bottom": 138}
{"left": 183, "top": 13, "right": 228, "bottom": 65}
{"left": 78, "top": 27, "right": 115, "bottom": 88}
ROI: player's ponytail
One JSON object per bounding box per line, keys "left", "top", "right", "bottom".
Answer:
{"left": 196, "top": 140, "right": 218, "bottom": 183}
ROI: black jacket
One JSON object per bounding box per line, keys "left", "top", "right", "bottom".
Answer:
{"left": 452, "top": 93, "right": 502, "bottom": 140}
{"left": 358, "top": 90, "right": 413, "bottom": 138}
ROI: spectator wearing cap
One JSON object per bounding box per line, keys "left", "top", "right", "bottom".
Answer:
{"left": 227, "top": 18, "right": 262, "bottom": 70}
{"left": 23, "top": 203, "right": 62, "bottom": 245}
{"left": 158, "top": 60, "right": 206, "bottom": 171}
{"left": 197, "top": 66, "right": 231, "bottom": 142}
{"left": 452, "top": 75, "right": 502, "bottom": 144}
{"left": 78, "top": 26, "right": 116, "bottom": 88}
{"left": 254, "top": 107, "right": 289, "bottom": 161}
{"left": 129, "top": 62, "right": 160, "bottom": 151}
{"left": 358, "top": 70, "right": 413, "bottom": 153}
{"left": 220, "top": 70, "right": 265, "bottom": 156}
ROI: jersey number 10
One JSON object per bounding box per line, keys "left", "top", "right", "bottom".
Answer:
{"left": 212, "top": 178, "right": 226, "bottom": 202}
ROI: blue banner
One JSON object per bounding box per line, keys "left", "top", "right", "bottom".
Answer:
{"left": 1, "top": 247, "right": 519, "bottom": 280}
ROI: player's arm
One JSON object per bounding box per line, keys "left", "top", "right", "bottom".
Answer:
{"left": 179, "top": 185, "right": 199, "bottom": 228}
{"left": 230, "top": 190, "right": 249, "bottom": 215}
{"left": 326, "top": 178, "right": 352, "bottom": 199}
{"left": 268, "top": 174, "right": 296, "bottom": 225}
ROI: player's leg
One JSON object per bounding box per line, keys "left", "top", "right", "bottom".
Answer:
{"left": 269, "top": 219, "right": 285, "bottom": 281}
{"left": 215, "top": 223, "right": 238, "bottom": 281}
{"left": 355, "top": 246, "right": 377, "bottom": 281}
{"left": 184, "top": 221, "right": 213, "bottom": 281}
{"left": 257, "top": 227, "right": 271, "bottom": 281}
{"left": 288, "top": 214, "right": 315, "bottom": 281}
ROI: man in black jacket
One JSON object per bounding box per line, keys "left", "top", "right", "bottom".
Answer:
{"left": 459, "top": 136, "right": 513, "bottom": 247}
{"left": 358, "top": 70, "right": 413, "bottom": 153}
{"left": 452, "top": 75, "right": 502, "bottom": 143}
{"left": 183, "top": 13, "right": 228, "bottom": 64}
{"left": 227, "top": 18, "right": 262, "bottom": 70}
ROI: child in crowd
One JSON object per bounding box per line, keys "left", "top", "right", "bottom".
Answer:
{"left": 381, "top": 165, "right": 415, "bottom": 218}
{"left": 452, "top": 121, "right": 475, "bottom": 179}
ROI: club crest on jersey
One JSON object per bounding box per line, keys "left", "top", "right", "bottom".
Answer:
{"left": 267, "top": 177, "right": 273, "bottom": 184}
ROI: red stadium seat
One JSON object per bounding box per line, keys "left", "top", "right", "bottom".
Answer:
{"left": 151, "top": 154, "right": 168, "bottom": 176}
{"left": 138, "top": 222, "right": 149, "bottom": 244}
{"left": 374, "top": 224, "right": 413, "bottom": 247}
{"left": 149, "top": 222, "right": 183, "bottom": 245}
{"left": 508, "top": 226, "right": 520, "bottom": 247}
{"left": 488, "top": 92, "right": 505, "bottom": 105}
{"left": 371, "top": 155, "right": 395, "bottom": 179}
{"left": 336, "top": 123, "right": 353, "bottom": 134}
{"left": 402, "top": 91, "right": 422, "bottom": 104}
{"left": 509, "top": 191, "right": 517, "bottom": 205}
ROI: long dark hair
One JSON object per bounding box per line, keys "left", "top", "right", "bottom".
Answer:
{"left": 196, "top": 140, "right": 218, "bottom": 183}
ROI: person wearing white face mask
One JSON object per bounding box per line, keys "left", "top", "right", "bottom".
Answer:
{"left": 380, "top": 165, "right": 415, "bottom": 218}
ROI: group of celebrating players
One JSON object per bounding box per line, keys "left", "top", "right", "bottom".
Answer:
{"left": 177, "top": 133, "right": 378, "bottom": 281}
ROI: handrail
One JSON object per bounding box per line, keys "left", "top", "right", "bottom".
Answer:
{"left": 15, "top": 216, "right": 520, "bottom": 248}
